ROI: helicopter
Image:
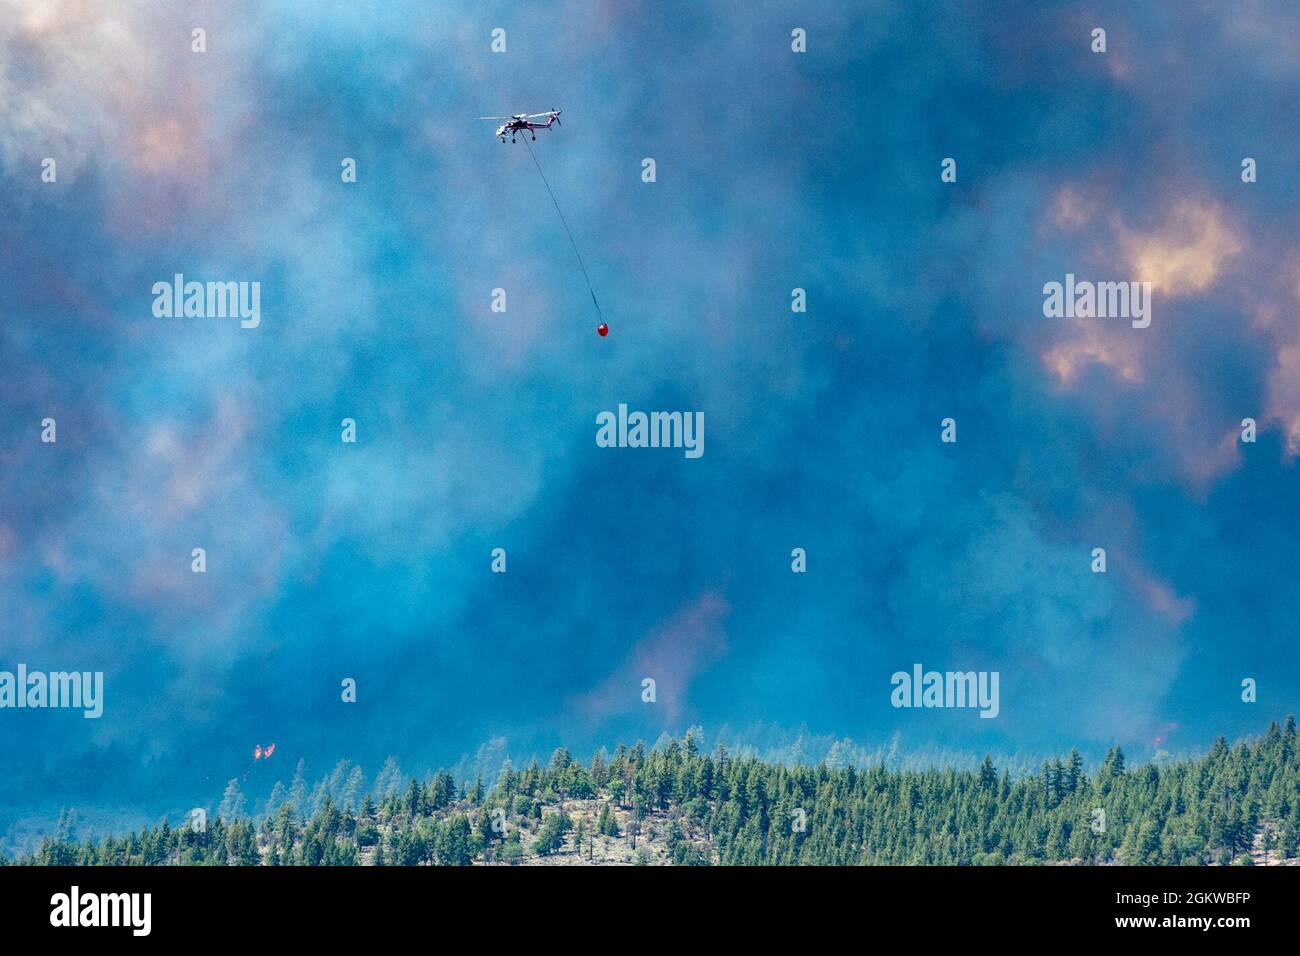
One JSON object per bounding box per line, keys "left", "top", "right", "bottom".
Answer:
{"left": 480, "top": 108, "right": 606, "bottom": 337}
{"left": 478, "top": 110, "right": 562, "bottom": 143}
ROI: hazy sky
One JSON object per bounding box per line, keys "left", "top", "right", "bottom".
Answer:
{"left": 2, "top": 0, "right": 1299, "bottom": 827}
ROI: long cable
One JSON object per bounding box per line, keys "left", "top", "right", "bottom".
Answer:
{"left": 523, "top": 137, "right": 602, "bottom": 321}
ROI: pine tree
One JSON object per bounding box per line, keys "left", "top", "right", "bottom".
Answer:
{"left": 979, "top": 756, "right": 997, "bottom": 790}
{"left": 1065, "top": 749, "right": 1084, "bottom": 793}
{"left": 438, "top": 814, "right": 473, "bottom": 865}
{"left": 575, "top": 817, "right": 590, "bottom": 861}
{"left": 373, "top": 757, "right": 403, "bottom": 802}
{"left": 218, "top": 779, "right": 246, "bottom": 822}
{"left": 342, "top": 766, "right": 366, "bottom": 811}
{"left": 289, "top": 759, "right": 310, "bottom": 816}
{"left": 532, "top": 810, "right": 571, "bottom": 856}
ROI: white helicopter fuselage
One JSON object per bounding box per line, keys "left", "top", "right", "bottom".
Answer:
{"left": 490, "top": 111, "right": 561, "bottom": 142}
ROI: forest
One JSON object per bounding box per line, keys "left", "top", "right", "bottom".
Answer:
{"left": 8, "top": 718, "right": 1298, "bottom": 866}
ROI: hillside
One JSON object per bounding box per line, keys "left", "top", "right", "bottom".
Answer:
{"left": 9, "top": 718, "right": 1300, "bottom": 866}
